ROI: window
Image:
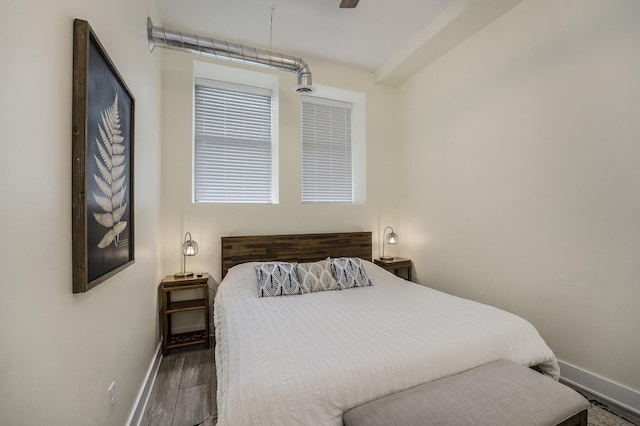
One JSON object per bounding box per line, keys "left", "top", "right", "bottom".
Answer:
{"left": 302, "top": 97, "right": 352, "bottom": 203}
{"left": 301, "top": 86, "right": 366, "bottom": 204}
{"left": 193, "top": 62, "right": 278, "bottom": 203}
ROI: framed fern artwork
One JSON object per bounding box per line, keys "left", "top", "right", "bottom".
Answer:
{"left": 72, "top": 19, "right": 135, "bottom": 293}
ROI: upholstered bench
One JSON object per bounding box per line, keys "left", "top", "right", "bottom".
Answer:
{"left": 343, "top": 360, "right": 589, "bottom": 426}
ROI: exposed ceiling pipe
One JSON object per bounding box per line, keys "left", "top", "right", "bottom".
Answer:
{"left": 147, "top": 18, "right": 314, "bottom": 93}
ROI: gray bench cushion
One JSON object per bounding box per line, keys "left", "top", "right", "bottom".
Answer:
{"left": 343, "top": 360, "right": 589, "bottom": 426}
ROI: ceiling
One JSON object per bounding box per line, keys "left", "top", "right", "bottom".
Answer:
{"left": 155, "top": 0, "right": 523, "bottom": 86}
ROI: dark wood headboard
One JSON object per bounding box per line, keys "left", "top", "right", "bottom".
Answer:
{"left": 221, "top": 231, "right": 372, "bottom": 278}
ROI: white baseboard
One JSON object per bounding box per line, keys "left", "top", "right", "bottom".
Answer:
{"left": 558, "top": 360, "right": 640, "bottom": 416}
{"left": 127, "top": 341, "right": 163, "bottom": 426}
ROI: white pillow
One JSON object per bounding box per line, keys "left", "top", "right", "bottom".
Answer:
{"left": 331, "top": 257, "right": 373, "bottom": 289}
{"left": 297, "top": 258, "right": 339, "bottom": 292}
{"left": 255, "top": 262, "right": 306, "bottom": 297}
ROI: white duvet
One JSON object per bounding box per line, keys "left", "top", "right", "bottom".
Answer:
{"left": 214, "top": 261, "right": 559, "bottom": 426}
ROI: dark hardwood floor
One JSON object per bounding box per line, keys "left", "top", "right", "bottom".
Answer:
{"left": 141, "top": 345, "right": 216, "bottom": 426}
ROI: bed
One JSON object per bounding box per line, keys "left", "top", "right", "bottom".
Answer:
{"left": 214, "top": 231, "right": 560, "bottom": 425}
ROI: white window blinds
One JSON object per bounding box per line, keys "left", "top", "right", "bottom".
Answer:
{"left": 194, "top": 79, "right": 273, "bottom": 203}
{"left": 301, "top": 96, "right": 353, "bottom": 203}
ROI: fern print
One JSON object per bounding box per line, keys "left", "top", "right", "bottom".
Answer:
{"left": 93, "top": 93, "right": 128, "bottom": 249}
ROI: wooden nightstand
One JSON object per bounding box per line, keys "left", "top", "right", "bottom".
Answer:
{"left": 161, "top": 273, "right": 210, "bottom": 353}
{"left": 374, "top": 257, "right": 412, "bottom": 281}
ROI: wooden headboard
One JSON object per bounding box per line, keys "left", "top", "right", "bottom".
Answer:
{"left": 221, "top": 231, "right": 372, "bottom": 278}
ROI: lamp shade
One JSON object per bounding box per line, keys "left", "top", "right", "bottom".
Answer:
{"left": 182, "top": 233, "right": 199, "bottom": 256}
{"left": 386, "top": 231, "right": 398, "bottom": 245}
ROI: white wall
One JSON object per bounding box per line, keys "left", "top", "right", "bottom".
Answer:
{"left": 396, "top": 0, "right": 640, "bottom": 392}
{"left": 0, "top": 1, "right": 162, "bottom": 425}
{"left": 159, "top": 51, "right": 399, "bottom": 284}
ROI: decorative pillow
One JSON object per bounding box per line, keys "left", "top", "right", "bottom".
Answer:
{"left": 297, "top": 258, "right": 339, "bottom": 292}
{"left": 255, "top": 262, "right": 306, "bottom": 297}
{"left": 331, "top": 257, "right": 373, "bottom": 289}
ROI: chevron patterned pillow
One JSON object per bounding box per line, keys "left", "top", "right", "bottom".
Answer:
{"left": 255, "top": 262, "right": 306, "bottom": 297}
{"left": 297, "top": 258, "right": 339, "bottom": 292}
{"left": 331, "top": 257, "right": 373, "bottom": 289}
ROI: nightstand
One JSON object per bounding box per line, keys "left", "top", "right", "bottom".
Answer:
{"left": 374, "top": 257, "right": 412, "bottom": 281}
{"left": 161, "top": 273, "right": 210, "bottom": 353}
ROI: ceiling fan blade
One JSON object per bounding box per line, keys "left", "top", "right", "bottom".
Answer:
{"left": 340, "top": 0, "right": 360, "bottom": 8}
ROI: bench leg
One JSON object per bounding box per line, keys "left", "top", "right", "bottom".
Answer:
{"left": 556, "top": 409, "right": 587, "bottom": 426}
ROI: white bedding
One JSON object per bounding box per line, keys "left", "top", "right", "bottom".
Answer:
{"left": 214, "top": 260, "right": 559, "bottom": 426}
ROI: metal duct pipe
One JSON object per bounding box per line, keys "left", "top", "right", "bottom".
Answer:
{"left": 147, "top": 18, "right": 314, "bottom": 93}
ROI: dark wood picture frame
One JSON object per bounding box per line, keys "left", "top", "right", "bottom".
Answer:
{"left": 72, "top": 19, "right": 135, "bottom": 293}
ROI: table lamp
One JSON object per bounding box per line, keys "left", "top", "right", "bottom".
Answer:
{"left": 381, "top": 226, "right": 398, "bottom": 260}
{"left": 174, "top": 232, "right": 199, "bottom": 278}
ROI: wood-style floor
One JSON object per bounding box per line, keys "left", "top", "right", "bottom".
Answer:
{"left": 141, "top": 345, "right": 216, "bottom": 426}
